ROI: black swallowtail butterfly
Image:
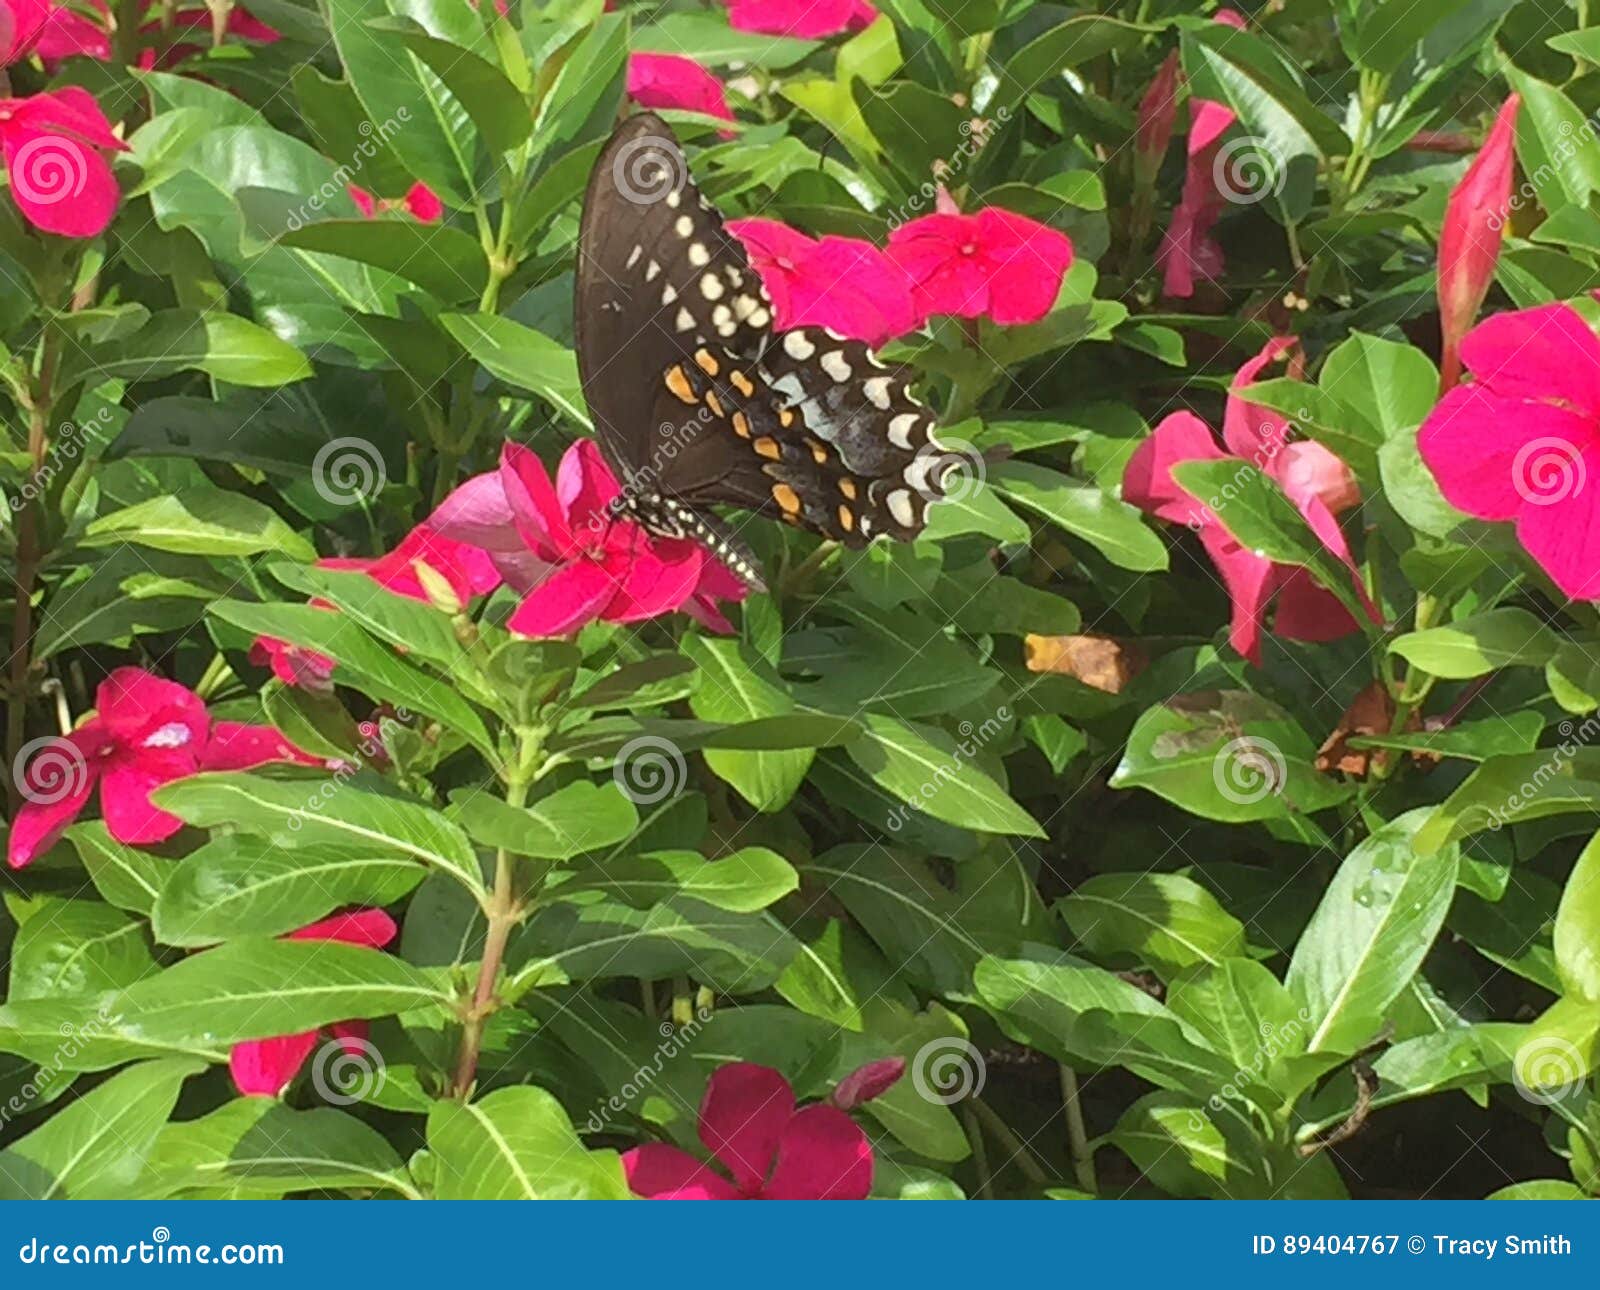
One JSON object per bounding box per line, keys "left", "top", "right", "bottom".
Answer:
{"left": 575, "top": 112, "right": 956, "bottom": 594}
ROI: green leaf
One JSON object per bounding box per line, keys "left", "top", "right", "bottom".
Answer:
{"left": 277, "top": 219, "right": 488, "bottom": 303}
{"left": 1286, "top": 809, "right": 1461, "bottom": 1054}
{"left": 1111, "top": 1092, "right": 1270, "bottom": 1199}
{"left": 447, "top": 780, "right": 640, "bottom": 861}
{"left": 427, "top": 1086, "right": 629, "bottom": 1199}
{"left": 684, "top": 635, "right": 811, "bottom": 812}
{"left": 206, "top": 601, "right": 495, "bottom": 758}
{"left": 847, "top": 713, "right": 1043, "bottom": 837}
{"left": 1111, "top": 690, "right": 1348, "bottom": 824}
{"left": 991, "top": 15, "right": 1150, "bottom": 117}
{"left": 1059, "top": 873, "right": 1246, "bottom": 975}
{"left": 1316, "top": 332, "right": 1439, "bottom": 437}
{"left": 72, "top": 310, "right": 312, "bottom": 387}
{"left": 551, "top": 847, "right": 798, "bottom": 913}
{"left": 1415, "top": 750, "right": 1600, "bottom": 853}
{"left": 1181, "top": 23, "right": 1349, "bottom": 159}
{"left": 440, "top": 312, "right": 588, "bottom": 426}
{"left": 84, "top": 490, "right": 314, "bottom": 561}
{"left": 991, "top": 461, "right": 1167, "bottom": 571}
{"left": 380, "top": 20, "right": 533, "bottom": 156}
{"left": 8, "top": 898, "right": 156, "bottom": 1002}
{"left": 325, "top": 0, "right": 481, "bottom": 205}
{"left": 1390, "top": 608, "right": 1557, "bottom": 678}
{"left": 3, "top": 1059, "right": 205, "bottom": 1199}
{"left": 151, "top": 836, "right": 425, "bottom": 947}
{"left": 269, "top": 564, "right": 470, "bottom": 675}
{"left": 155, "top": 772, "right": 488, "bottom": 900}
{"left": 67, "top": 823, "right": 178, "bottom": 917}
{"left": 1508, "top": 65, "right": 1600, "bottom": 209}
{"left": 637, "top": 12, "right": 817, "bottom": 68}
{"left": 1555, "top": 830, "right": 1600, "bottom": 1003}
{"left": 141, "top": 1100, "right": 417, "bottom": 1199}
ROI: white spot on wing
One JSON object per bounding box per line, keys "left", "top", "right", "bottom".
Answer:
{"left": 784, "top": 331, "right": 815, "bottom": 360}
{"left": 675, "top": 307, "right": 696, "bottom": 332}
{"left": 888, "top": 413, "right": 919, "bottom": 449}
{"left": 675, "top": 215, "right": 694, "bottom": 237}
{"left": 887, "top": 489, "right": 916, "bottom": 528}
{"left": 688, "top": 243, "right": 709, "bottom": 267}
{"left": 701, "top": 274, "right": 723, "bottom": 301}
{"left": 864, "top": 376, "right": 892, "bottom": 409}
{"left": 645, "top": 260, "right": 661, "bottom": 282}
{"left": 821, "top": 351, "right": 852, "bottom": 382}
{"left": 661, "top": 284, "right": 678, "bottom": 305}
{"left": 625, "top": 245, "right": 642, "bottom": 269}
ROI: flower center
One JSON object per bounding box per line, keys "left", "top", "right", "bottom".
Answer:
{"left": 776, "top": 256, "right": 796, "bottom": 272}
{"left": 960, "top": 242, "right": 978, "bottom": 256}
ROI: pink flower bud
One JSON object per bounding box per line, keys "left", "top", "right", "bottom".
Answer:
{"left": 830, "top": 1057, "right": 906, "bottom": 1110}
{"left": 1135, "top": 52, "right": 1181, "bottom": 185}
{"left": 1438, "top": 94, "right": 1520, "bottom": 391}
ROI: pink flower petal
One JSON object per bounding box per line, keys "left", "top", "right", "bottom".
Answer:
{"left": 604, "top": 544, "right": 704, "bottom": 623}
{"left": 974, "top": 207, "right": 1074, "bottom": 326}
{"left": 697, "top": 1062, "right": 794, "bottom": 1194}
{"left": 288, "top": 908, "right": 398, "bottom": 947}
{"left": 1222, "top": 336, "right": 1298, "bottom": 462}
{"left": 725, "top": 0, "right": 868, "bottom": 38}
{"left": 557, "top": 439, "right": 623, "bottom": 534}
{"left": 1460, "top": 303, "right": 1600, "bottom": 414}
{"left": 761, "top": 1104, "right": 873, "bottom": 1199}
{"left": 6, "top": 726, "right": 103, "bottom": 869}
{"left": 1199, "top": 526, "right": 1279, "bottom": 667}
{"left": 1418, "top": 387, "right": 1594, "bottom": 523}
{"left": 499, "top": 442, "right": 572, "bottom": 558}
{"left": 507, "top": 560, "right": 618, "bottom": 636}
{"left": 1121, "top": 410, "right": 1227, "bottom": 527}
{"left": 622, "top": 1143, "right": 743, "bottom": 1200}
{"left": 403, "top": 181, "right": 442, "bottom": 222}
{"left": 1515, "top": 474, "right": 1600, "bottom": 600}
{"left": 198, "top": 721, "right": 319, "bottom": 772}
{"left": 98, "top": 755, "right": 191, "bottom": 845}
{"left": 95, "top": 666, "right": 208, "bottom": 749}
{"left": 230, "top": 1030, "right": 321, "bottom": 1097}
{"left": 627, "top": 53, "right": 734, "bottom": 134}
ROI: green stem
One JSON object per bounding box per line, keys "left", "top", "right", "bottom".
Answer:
{"left": 962, "top": 1104, "right": 994, "bottom": 1198}
{"left": 1060, "top": 1065, "right": 1097, "bottom": 1194}
{"left": 968, "top": 1096, "right": 1051, "bottom": 1187}
{"left": 451, "top": 768, "right": 532, "bottom": 1098}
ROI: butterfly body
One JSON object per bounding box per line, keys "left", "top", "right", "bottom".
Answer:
{"left": 575, "top": 113, "right": 954, "bottom": 592}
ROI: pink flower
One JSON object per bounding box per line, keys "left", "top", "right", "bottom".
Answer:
{"left": 623, "top": 1062, "right": 873, "bottom": 1199}
{"left": 626, "top": 54, "right": 734, "bottom": 135}
{"left": 886, "top": 207, "right": 1074, "bottom": 326}
{"left": 1123, "top": 338, "right": 1378, "bottom": 665}
{"left": 1419, "top": 303, "right": 1600, "bottom": 600}
{"left": 7, "top": 668, "right": 321, "bottom": 868}
{"left": 0, "top": 0, "right": 53, "bottom": 62}
{"left": 229, "top": 910, "right": 398, "bottom": 1097}
{"left": 725, "top": 0, "right": 876, "bottom": 39}
{"left": 348, "top": 180, "right": 443, "bottom": 222}
{"left": 729, "top": 217, "right": 918, "bottom": 346}
{"left": 0, "top": 88, "right": 126, "bottom": 237}
{"left": 1135, "top": 51, "right": 1181, "bottom": 186}
{"left": 1438, "top": 95, "right": 1519, "bottom": 391}
{"left": 1155, "top": 97, "right": 1235, "bottom": 298}
{"left": 428, "top": 440, "right": 746, "bottom": 637}
{"left": 250, "top": 524, "right": 497, "bottom": 687}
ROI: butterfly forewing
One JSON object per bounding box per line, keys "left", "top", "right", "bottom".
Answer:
{"left": 576, "top": 113, "right": 773, "bottom": 479}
